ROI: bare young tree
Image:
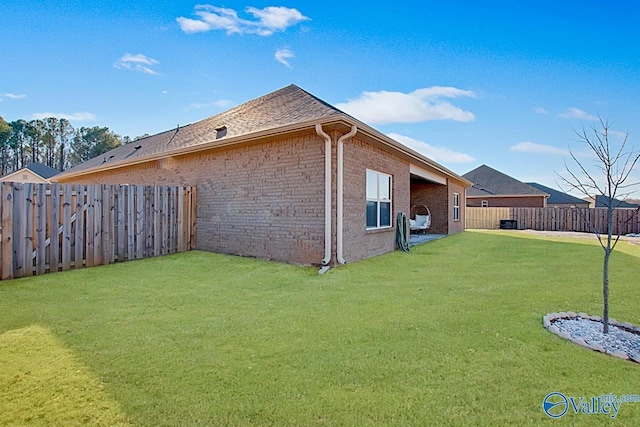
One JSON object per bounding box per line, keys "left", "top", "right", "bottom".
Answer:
{"left": 558, "top": 116, "right": 640, "bottom": 333}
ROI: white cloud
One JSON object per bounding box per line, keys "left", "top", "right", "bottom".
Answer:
{"left": 177, "top": 5, "right": 309, "bottom": 36}
{"left": 558, "top": 107, "right": 597, "bottom": 121}
{"left": 5, "top": 93, "right": 27, "bottom": 99}
{"left": 509, "top": 141, "right": 569, "bottom": 156}
{"left": 32, "top": 112, "right": 97, "bottom": 122}
{"left": 534, "top": 107, "right": 548, "bottom": 114}
{"left": 336, "top": 86, "right": 476, "bottom": 125}
{"left": 388, "top": 133, "right": 476, "bottom": 163}
{"left": 114, "top": 53, "right": 160, "bottom": 75}
{"left": 275, "top": 48, "right": 294, "bottom": 68}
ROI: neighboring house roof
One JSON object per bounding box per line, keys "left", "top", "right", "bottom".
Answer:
{"left": 56, "top": 84, "right": 470, "bottom": 187}
{"left": 525, "top": 182, "right": 588, "bottom": 206}
{"left": 25, "top": 162, "right": 61, "bottom": 179}
{"left": 462, "top": 165, "right": 548, "bottom": 198}
{"left": 0, "top": 162, "right": 61, "bottom": 181}
{"left": 594, "top": 195, "right": 640, "bottom": 209}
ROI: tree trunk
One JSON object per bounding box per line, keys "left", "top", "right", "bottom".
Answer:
{"left": 602, "top": 249, "right": 610, "bottom": 333}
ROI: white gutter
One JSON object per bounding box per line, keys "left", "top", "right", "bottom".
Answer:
{"left": 315, "top": 124, "right": 333, "bottom": 269}
{"left": 336, "top": 125, "right": 357, "bottom": 264}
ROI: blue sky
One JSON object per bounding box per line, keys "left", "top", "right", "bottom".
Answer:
{"left": 3, "top": 0, "right": 640, "bottom": 193}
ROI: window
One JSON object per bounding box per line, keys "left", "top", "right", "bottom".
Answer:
{"left": 453, "top": 192, "right": 460, "bottom": 221}
{"left": 481, "top": 200, "right": 489, "bottom": 208}
{"left": 366, "top": 169, "right": 392, "bottom": 229}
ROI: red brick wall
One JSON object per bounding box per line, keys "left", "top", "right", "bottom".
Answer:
{"left": 58, "top": 132, "right": 327, "bottom": 264}
{"left": 411, "top": 180, "right": 448, "bottom": 234}
{"left": 58, "top": 130, "right": 462, "bottom": 265}
{"left": 342, "top": 136, "right": 410, "bottom": 263}
{"left": 448, "top": 180, "right": 466, "bottom": 234}
{"left": 466, "top": 196, "right": 546, "bottom": 208}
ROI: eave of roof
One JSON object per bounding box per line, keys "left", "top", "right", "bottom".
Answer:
{"left": 466, "top": 194, "right": 549, "bottom": 198}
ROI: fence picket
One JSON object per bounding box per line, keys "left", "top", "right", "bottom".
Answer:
{"left": 62, "top": 185, "right": 72, "bottom": 271}
{"left": 127, "top": 186, "right": 134, "bottom": 261}
{"left": 75, "top": 185, "right": 85, "bottom": 268}
{"left": 1, "top": 183, "right": 13, "bottom": 279}
{"left": 36, "top": 184, "right": 47, "bottom": 275}
{"left": 117, "top": 185, "right": 126, "bottom": 261}
{"left": 153, "top": 186, "right": 160, "bottom": 256}
{"left": 162, "top": 187, "right": 169, "bottom": 255}
{"left": 136, "top": 185, "right": 144, "bottom": 259}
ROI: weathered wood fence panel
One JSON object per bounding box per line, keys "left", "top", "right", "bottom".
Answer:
{"left": 511, "top": 207, "right": 640, "bottom": 234}
{"left": 0, "top": 183, "right": 196, "bottom": 280}
{"left": 465, "top": 207, "right": 511, "bottom": 229}
{"left": 466, "top": 206, "right": 640, "bottom": 234}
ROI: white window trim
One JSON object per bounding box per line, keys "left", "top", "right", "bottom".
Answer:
{"left": 481, "top": 200, "right": 489, "bottom": 208}
{"left": 453, "top": 192, "right": 460, "bottom": 222}
{"left": 366, "top": 169, "right": 393, "bottom": 230}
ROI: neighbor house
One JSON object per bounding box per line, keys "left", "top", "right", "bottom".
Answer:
{"left": 462, "top": 164, "right": 548, "bottom": 208}
{"left": 0, "top": 162, "right": 60, "bottom": 184}
{"left": 590, "top": 195, "right": 640, "bottom": 209}
{"left": 525, "top": 182, "right": 590, "bottom": 208}
{"left": 55, "top": 85, "right": 470, "bottom": 266}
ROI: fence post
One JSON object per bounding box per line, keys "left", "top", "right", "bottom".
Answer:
{"left": 1, "top": 183, "right": 13, "bottom": 280}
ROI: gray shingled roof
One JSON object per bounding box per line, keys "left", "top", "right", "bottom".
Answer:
{"left": 26, "top": 162, "right": 61, "bottom": 179}
{"left": 594, "top": 195, "right": 640, "bottom": 209}
{"left": 463, "top": 165, "right": 548, "bottom": 197}
{"left": 525, "top": 182, "right": 588, "bottom": 205}
{"left": 63, "top": 84, "right": 344, "bottom": 174}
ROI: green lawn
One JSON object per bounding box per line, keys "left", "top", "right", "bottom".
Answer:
{"left": 1, "top": 231, "right": 639, "bottom": 426}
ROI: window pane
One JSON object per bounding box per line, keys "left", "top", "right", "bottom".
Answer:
{"left": 366, "top": 201, "right": 378, "bottom": 227}
{"left": 379, "top": 175, "right": 390, "bottom": 200}
{"left": 380, "top": 202, "right": 391, "bottom": 227}
{"left": 366, "top": 170, "right": 377, "bottom": 199}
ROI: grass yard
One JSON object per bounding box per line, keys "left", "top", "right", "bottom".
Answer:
{"left": 1, "top": 230, "right": 639, "bottom": 426}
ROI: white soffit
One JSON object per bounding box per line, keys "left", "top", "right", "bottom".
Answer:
{"left": 410, "top": 164, "right": 446, "bottom": 185}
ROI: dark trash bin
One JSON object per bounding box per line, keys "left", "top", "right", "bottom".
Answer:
{"left": 500, "top": 219, "right": 517, "bottom": 230}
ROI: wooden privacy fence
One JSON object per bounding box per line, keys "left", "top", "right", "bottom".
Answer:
{"left": 465, "top": 207, "right": 510, "bottom": 230}
{"left": 466, "top": 206, "right": 640, "bottom": 234}
{"left": 510, "top": 207, "right": 640, "bottom": 235}
{"left": 0, "top": 182, "right": 196, "bottom": 280}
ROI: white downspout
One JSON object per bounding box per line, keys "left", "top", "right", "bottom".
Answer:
{"left": 336, "top": 125, "right": 358, "bottom": 264}
{"left": 315, "top": 124, "right": 332, "bottom": 272}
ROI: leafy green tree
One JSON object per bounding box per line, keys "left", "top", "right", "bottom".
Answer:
{"left": 57, "top": 118, "right": 73, "bottom": 171}
{"left": 0, "top": 116, "right": 12, "bottom": 175}
{"left": 69, "top": 126, "right": 123, "bottom": 166}
{"left": 8, "top": 119, "right": 29, "bottom": 170}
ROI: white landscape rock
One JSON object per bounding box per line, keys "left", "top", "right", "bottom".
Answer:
{"left": 544, "top": 312, "right": 639, "bottom": 364}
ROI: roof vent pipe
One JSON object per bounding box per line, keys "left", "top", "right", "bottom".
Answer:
{"left": 315, "top": 124, "right": 333, "bottom": 269}
{"left": 336, "top": 125, "right": 357, "bottom": 264}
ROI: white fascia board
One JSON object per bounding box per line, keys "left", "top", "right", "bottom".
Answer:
{"left": 410, "top": 164, "right": 447, "bottom": 185}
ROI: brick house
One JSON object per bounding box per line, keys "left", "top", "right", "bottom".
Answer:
{"left": 525, "top": 182, "right": 590, "bottom": 208}
{"left": 55, "top": 85, "right": 470, "bottom": 267}
{"left": 463, "top": 164, "right": 548, "bottom": 208}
